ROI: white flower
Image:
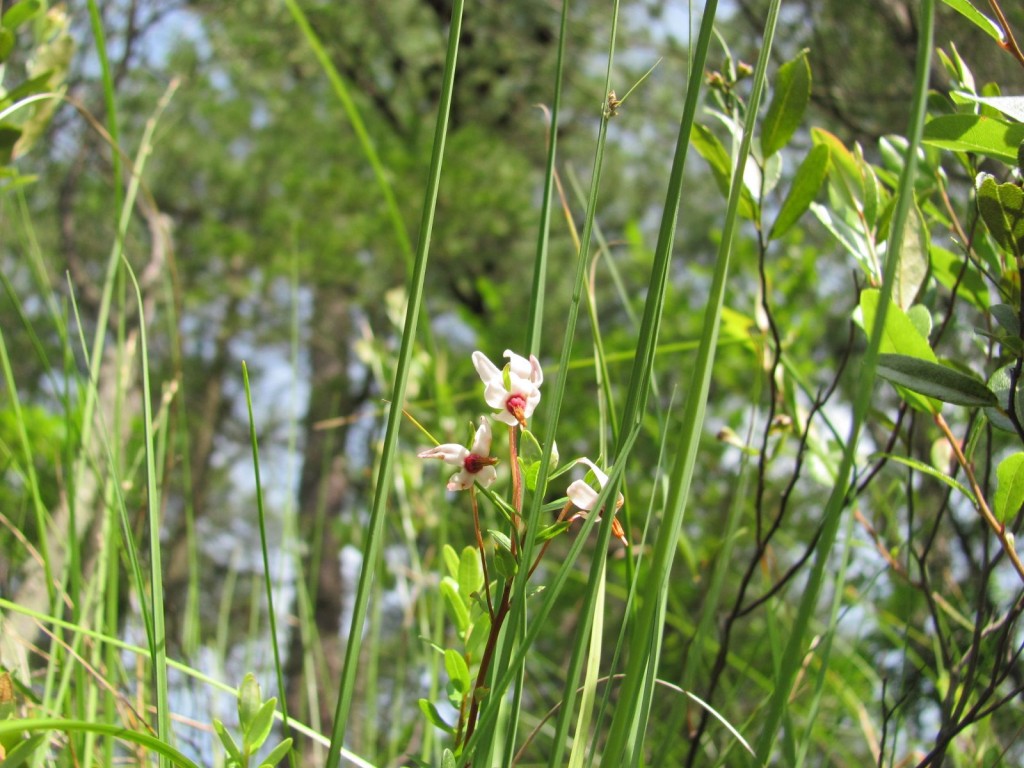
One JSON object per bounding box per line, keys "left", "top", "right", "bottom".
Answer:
{"left": 567, "top": 458, "right": 627, "bottom": 544}
{"left": 418, "top": 417, "right": 498, "bottom": 491}
{"left": 471, "top": 349, "right": 543, "bottom": 428}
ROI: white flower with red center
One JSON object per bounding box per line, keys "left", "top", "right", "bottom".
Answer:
{"left": 471, "top": 349, "right": 543, "bottom": 428}
{"left": 418, "top": 417, "right": 498, "bottom": 491}
{"left": 567, "top": 458, "right": 628, "bottom": 544}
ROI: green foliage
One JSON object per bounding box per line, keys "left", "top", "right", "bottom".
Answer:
{"left": 6, "top": 0, "right": 1024, "bottom": 766}
{"left": 212, "top": 674, "right": 292, "bottom": 768}
{"left": 760, "top": 49, "right": 811, "bottom": 158}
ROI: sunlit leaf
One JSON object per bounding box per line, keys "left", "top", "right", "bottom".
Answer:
{"left": 418, "top": 699, "right": 454, "bottom": 733}
{"left": 243, "top": 699, "right": 278, "bottom": 752}
{"left": 995, "top": 453, "right": 1024, "bottom": 523}
{"left": 691, "top": 122, "right": 756, "bottom": 219}
{"left": 259, "top": 738, "right": 293, "bottom": 767}
{"left": 761, "top": 49, "right": 810, "bottom": 157}
{"left": 770, "top": 143, "right": 828, "bottom": 239}
{"left": 938, "top": 0, "right": 1004, "bottom": 43}
{"left": 458, "top": 545, "right": 484, "bottom": 599}
{"left": 444, "top": 649, "right": 471, "bottom": 694}
{"left": 238, "top": 673, "right": 261, "bottom": 728}
{"left": 922, "top": 114, "right": 1024, "bottom": 165}
{"left": 976, "top": 173, "right": 1024, "bottom": 258}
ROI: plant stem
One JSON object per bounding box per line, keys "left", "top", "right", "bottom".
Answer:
{"left": 935, "top": 412, "right": 1024, "bottom": 583}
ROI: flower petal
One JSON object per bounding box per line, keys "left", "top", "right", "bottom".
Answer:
{"left": 469, "top": 417, "right": 493, "bottom": 456}
{"left": 567, "top": 478, "right": 600, "bottom": 511}
{"left": 475, "top": 465, "right": 497, "bottom": 488}
{"left": 472, "top": 351, "right": 502, "bottom": 385}
{"left": 505, "top": 350, "right": 543, "bottom": 385}
{"left": 447, "top": 470, "right": 474, "bottom": 491}
{"left": 418, "top": 443, "right": 469, "bottom": 467}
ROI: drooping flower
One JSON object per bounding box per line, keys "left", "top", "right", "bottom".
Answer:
{"left": 471, "top": 349, "right": 543, "bottom": 428}
{"left": 418, "top": 417, "right": 498, "bottom": 491}
{"left": 567, "top": 458, "right": 628, "bottom": 544}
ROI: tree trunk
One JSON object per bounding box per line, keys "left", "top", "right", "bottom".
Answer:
{"left": 285, "top": 283, "right": 367, "bottom": 758}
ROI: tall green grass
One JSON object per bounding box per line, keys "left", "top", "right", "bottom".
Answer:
{"left": 0, "top": 0, "right": 976, "bottom": 766}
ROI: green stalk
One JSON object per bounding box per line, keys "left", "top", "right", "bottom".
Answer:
{"left": 750, "top": 1, "right": 935, "bottom": 762}
{"left": 470, "top": 0, "right": 622, "bottom": 760}
{"left": 123, "top": 255, "right": 171, "bottom": 764}
{"left": 321, "top": 2, "right": 465, "bottom": 763}
{"left": 241, "top": 362, "right": 292, "bottom": 758}
{"left": 601, "top": 0, "right": 782, "bottom": 762}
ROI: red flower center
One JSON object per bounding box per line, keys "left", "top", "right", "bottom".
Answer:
{"left": 506, "top": 393, "right": 527, "bottom": 415}
{"left": 464, "top": 453, "right": 497, "bottom": 473}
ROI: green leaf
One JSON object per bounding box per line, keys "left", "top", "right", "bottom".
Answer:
{"left": 890, "top": 201, "right": 929, "bottom": 310}
{"left": 761, "top": 50, "right": 810, "bottom": 157}
{"left": 812, "top": 128, "right": 864, "bottom": 216}
{"left": 492, "top": 545, "right": 518, "bottom": 579}
{"left": 535, "top": 520, "right": 571, "bottom": 543}
{"left": 872, "top": 453, "right": 976, "bottom": 505}
{"left": 691, "top": 122, "right": 756, "bottom": 219}
{"left": 0, "top": 28, "right": 14, "bottom": 64}
{"left": 442, "top": 544, "right": 460, "bottom": 580}
{"left": 243, "top": 699, "right": 278, "bottom": 752}
{"left": 458, "top": 545, "right": 483, "bottom": 599}
{"left": 811, "top": 203, "right": 876, "bottom": 280}
{"left": 1, "top": 1, "right": 42, "bottom": 31}
{"left": 976, "top": 174, "right": 1024, "bottom": 259}
{"left": 859, "top": 290, "right": 939, "bottom": 412}
{"left": 442, "top": 749, "right": 458, "bottom": 768}
{"left": 986, "top": 365, "right": 1024, "bottom": 432}
{"left": 0, "top": 734, "right": 46, "bottom": 768}
{"left": 938, "top": 0, "right": 1004, "bottom": 43}
{"left": 770, "top": 143, "right": 828, "bottom": 239}
{"left": 444, "top": 649, "right": 471, "bottom": 694}
{"left": 238, "top": 673, "right": 262, "bottom": 729}
{"left": 466, "top": 612, "right": 490, "bottom": 659}
{"left": 922, "top": 114, "right": 1024, "bottom": 165}
{"left": 906, "top": 304, "right": 932, "bottom": 341}
{"left": 259, "top": 738, "right": 293, "bottom": 767}
{"left": 954, "top": 93, "right": 1024, "bottom": 123}
{"left": 213, "top": 718, "right": 243, "bottom": 763}
{"left": 859, "top": 289, "right": 936, "bottom": 361}
{"left": 995, "top": 453, "right": 1024, "bottom": 523}
{"left": 0, "top": 125, "right": 23, "bottom": 164}
{"left": 876, "top": 354, "right": 997, "bottom": 407}
{"left": 929, "top": 244, "right": 989, "bottom": 312}
{"left": 991, "top": 304, "right": 1020, "bottom": 335}
{"left": 439, "top": 578, "right": 470, "bottom": 633}
{"left": 418, "top": 698, "right": 454, "bottom": 733}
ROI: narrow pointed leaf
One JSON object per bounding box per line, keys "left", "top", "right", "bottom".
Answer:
{"left": 259, "top": 738, "right": 294, "bottom": 767}
{"left": 761, "top": 49, "right": 811, "bottom": 157}
{"left": 770, "top": 143, "right": 828, "bottom": 239}
{"left": 938, "top": 0, "right": 1003, "bottom": 43}
{"left": 418, "top": 699, "right": 454, "bottom": 733}
{"left": 876, "top": 354, "right": 997, "bottom": 406}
